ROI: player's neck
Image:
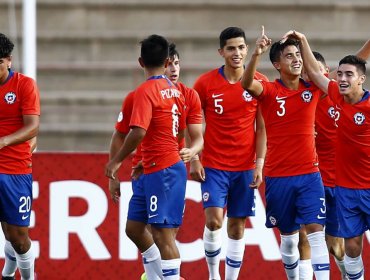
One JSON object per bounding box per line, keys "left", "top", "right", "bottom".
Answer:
{"left": 223, "top": 64, "right": 244, "bottom": 84}
{"left": 344, "top": 88, "right": 365, "bottom": 104}
{"left": 0, "top": 69, "right": 10, "bottom": 85}
{"left": 279, "top": 73, "right": 300, "bottom": 90}
{"left": 144, "top": 67, "right": 165, "bottom": 80}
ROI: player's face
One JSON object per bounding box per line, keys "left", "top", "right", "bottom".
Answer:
{"left": 277, "top": 45, "right": 302, "bottom": 76}
{"left": 337, "top": 64, "right": 366, "bottom": 96}
{"left": 165, "top": 55, "right": 180, "bottom": 84}
{"left": 218, "top": 37, "right": 248, "bottom": 69}
{"left": 302, "top": 61, "right": 328, "bottom": 81}
{"left": 0, "top": 56, "right": 11, "bottom": 83}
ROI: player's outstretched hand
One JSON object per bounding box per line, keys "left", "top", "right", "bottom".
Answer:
{"left": 254, "top": 26, "right": 272, "bottom": 56}
{"left": 281, "top": 30, "right": 305, "bottom": 44}
{"left": 250, "top": 166, "right": 263, "bottom": 189}
{"left": 109, "top": 178, "right": 121, "bottom": 203}
{"left": 105, "top": 159, "right": 122, "bottom": 180}
{"left": 179, "top": 147, "right": 195, "bottom": 163}
{"left": 190, "top": 159, "right": 205, "bottom": 182}
{"left": 131, "top": 161, "right": 143, "bottom": 180}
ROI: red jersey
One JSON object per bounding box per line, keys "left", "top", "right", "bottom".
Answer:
{"left": 0, "top": 71, "right": 40, "bottom": 174}
{"left": 130, "top": 75, "right": 186, "bottom": 174}
{"left": 258, "top": 79, "right": 320, "bottom": 177}
{"left": 328, "top": 81, "right": 370, "bottom": 189}
{"left": 193, "top": 66, "right": 268, "bottom": 171}
{"left": 176, "top": 82, "right": 203, "bottom": 150}
{"left": 115, "top": 91, "right": 142, "bottom": 167}
{"left": 315, "top": 94, "right": 337, "bottom": 187}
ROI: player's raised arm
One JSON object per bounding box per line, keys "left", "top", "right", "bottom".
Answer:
{"left": 355, "top": 39, "right": 370, "bottom": 60}
{"left": 241, "top": 26, "right": 272, "bottom": 97}
{"left": 282, "top": 30, "right": 330, "bottom": 94}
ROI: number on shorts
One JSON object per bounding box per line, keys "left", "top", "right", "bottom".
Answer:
{"left": 150, "top": 195, "right": 158, "bottom": 212}
{"left": 19, "top": 196, "right": 31, "bottom": 213}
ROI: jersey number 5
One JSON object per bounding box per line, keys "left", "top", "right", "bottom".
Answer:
{"left": 214, "top": 98, "right": 224, "bottom": 114}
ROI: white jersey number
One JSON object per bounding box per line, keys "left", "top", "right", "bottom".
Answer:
{"left": 277, "top": 100, "right": 286, "bottom": 117}
{"left": 19, "top": 196, "right": 31, "bottom": 213}
{"left": 172, "top": 104, "right": 179, "bottom": 137}
{"left": 214, "top": 98, "right": 224, "bottom": 114}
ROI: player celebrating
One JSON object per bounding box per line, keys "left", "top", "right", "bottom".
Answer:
{"left": 105, "top": 34, "right": 201, "bottom": 280}
{"left": 192, "top": 26, "right": 267, "bottom": 280}
{"left": 241, "top": 27, "right": 330, "bottom": 280}
{"left": 285, "top": 30, "right": 369, "bottom": 280}
{"left": 0, "top": 33, "right": 40, "bottom": 280}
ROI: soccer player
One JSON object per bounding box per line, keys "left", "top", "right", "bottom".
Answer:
{"left": 105, "top": 34, "right": 200, "bottom": 280}
{"left": 192, "top": 26, "right": 267, "bottom": 280}
{"left": 0, "top": 33, "right": 40, "bottom": 280}
{"left": 241, "top": 27, "right": 330, "bottom": 280}
{"left": 284, "top": 30, "right": 369, "bottom": 280}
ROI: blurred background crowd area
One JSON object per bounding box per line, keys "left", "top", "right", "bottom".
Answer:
{"left": 1, "top": 0, "right": 369, "bottom": 151}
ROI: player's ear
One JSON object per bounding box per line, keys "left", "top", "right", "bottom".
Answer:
{"left": 358, "top": 74, "right": 366, "bottom": 85}
{"left": 218, "top": 48, "right": 224, "bottom": 58}
{"left": 138, "top": 57, "right": 144, "bottom": 68}
{"left": 272, "top": 61, "right": 280, "bottom": 71}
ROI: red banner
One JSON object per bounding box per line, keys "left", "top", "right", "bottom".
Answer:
{"left": 1, "top": 152, "right": 368, "bottom": 279}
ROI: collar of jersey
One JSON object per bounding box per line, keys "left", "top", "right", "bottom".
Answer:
{"left": 278, "top": 78, "right": 311, "bottom": 88}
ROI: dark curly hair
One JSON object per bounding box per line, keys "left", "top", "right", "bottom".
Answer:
{"left": 0, "top": 33, "right": 14, "bottom": 58}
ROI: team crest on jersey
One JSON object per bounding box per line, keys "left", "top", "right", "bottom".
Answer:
{"left": 4, "top": 92, "right": 16, "bottom": 104}
{"left": 117, "top": 111, "right": 123, "bottom": 122}
{"left": 301, "top": 90, "right": 313, "bottom": 103}
{"left": 269, "top": 216, "right": 277, "bottom": 226}
{"left": 202, "top": 192, "right": 209, "bottom": 202}
{"left": 242, "top": 90, "right": 253, "bottom": 102}
{"left": 328, "top": 106, "right": 340, "bottom": 122}
{"left": 353, "top": 112, "right": 365, "bottom": 125}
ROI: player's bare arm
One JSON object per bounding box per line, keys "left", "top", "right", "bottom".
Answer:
{"left": 105, "top": 127, "right": 146, "bottom": 180}
{"left": 0, "top": 114, "right": 39, "bottom": 149}
{"left": 241, "top": 26, "right": 271, "bottom": 97}
{"left": 282, "top": 30, "right": 330, "bottom": 94}
{"left": 250, "top": 108, "right": 266, "bottom": 189}
{"left": 107, "top": 130, "right": 127, "bottom": 202}
{"left": 179, "top": 124, "right": 203, "bottom": 163}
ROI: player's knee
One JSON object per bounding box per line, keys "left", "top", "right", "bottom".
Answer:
{"left": 206, "top": 219, "right": 222, "bottom": 231}
{"left": 329, "top": 238, "right": 345, "bottom": 259}
{"left": 9, "top": 236, "right": 29, "bottom": 254}
{"left": 280, "top": 233, "right": 299, "bottom": 253}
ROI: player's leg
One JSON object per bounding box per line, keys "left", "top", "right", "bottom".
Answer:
{"left": 144, "top": 161, "right": 187, "bottom": 279}
{"left": 324, "top": 187, "right": 346, "bottom": 279}
{"left": 201, "top": 168, "right": 229, "bottom": 280}
{"left": 126, "top": 177, "right": 162, "bottom": 280}
{"left": 1, "top": 223, "right": 17, "bottom": 279}
{"left": 223, "top": 170, "right": 254, "bottom": 280}
{"left": 298, "top": 227, "right": 313, "bottom": 280}
{"left": 0, "top": 174, "right": 35, "bottom": 280}
{"left": 265, "top": 176, "right": 300, "bottom": 279}
{"left": 298, "top": 173, "right": 330, "bottom": 280}
{"left": 336, "top": 187, "right": 369, "bottom": 280}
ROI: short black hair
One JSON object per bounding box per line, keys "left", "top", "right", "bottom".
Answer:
{"left": 0, "top": 33, "right": 14, "bottom": 58}
{"left": 312, "top": 51, "right": 327, "bottom": 66}
{"left": 269, "top": 39, "right": 299, "bottom": 64}
{"left": 140, "top": 34, "right": 169, "bottom": 68}
{"left": 169, "top": 43, "right": 180, "bottom": 60}
{"left": 219, "top": 27, "right": 246, "bottom": 49}
{"left": 339, "top": 55, "right": 367, "bottom": 75}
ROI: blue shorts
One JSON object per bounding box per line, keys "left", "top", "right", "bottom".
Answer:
{"left": 324, "top": 186, "right": 340, "bottom": 237}
{"left": 201, "top": 168, "right": 255, "bottom": 218}
{"left": 265, "top": 172, "right": 325, "bottom": 233}
{"left": 336, "top": 186, "right": 370, "bottom": 238}
{"left": 0, "top": 174, "right": 33, "bottom": 226}
{"left": 128, "top": 161, "right": 187, "bottom": 228}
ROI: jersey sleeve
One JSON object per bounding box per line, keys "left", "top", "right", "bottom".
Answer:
{"left": 255, "top": 71, "right": 269, "bottom": 82}
{"left": 130, "top": 87, "right": 152, "bottom": 130}
{"left": 257, "top": 80, "right": 274, "bottom": 100}
{"left": 193, "top": 76, "right": 207, "bottom": 111}
{"left": 327, "top": 80, "right": 340, "bottom": 103}
{"left": 115, "top": 91, "right": 134, "bottom": 134}
{"left": 186, "top": 88, "right": 203, "bottom": 124}
{"left": 19, "top": 77, "right": 40, "bottom": 115}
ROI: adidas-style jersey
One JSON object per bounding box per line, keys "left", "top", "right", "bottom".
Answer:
{"left": 328, "top": 81, "right": 370, "bottom": 189}
{"left": 130, "top": 75, "right": 186, "bottom": 174}
{"left": 176, "top": 82, "right": 203, "bottom": 149}
{"left": 258, "top": 79, "right": 320, "bottom": 177}
{"left": 115, "top": 91, "right": 142, "bottom": 167}
{"left": 0, "top": 71, "right": 40, "bottom": 174}
{"left": 193, "top": 66, "right": 268, "bottom": 171}
{"left": 315, "top": 94, "right": 337, "bottom": 187}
